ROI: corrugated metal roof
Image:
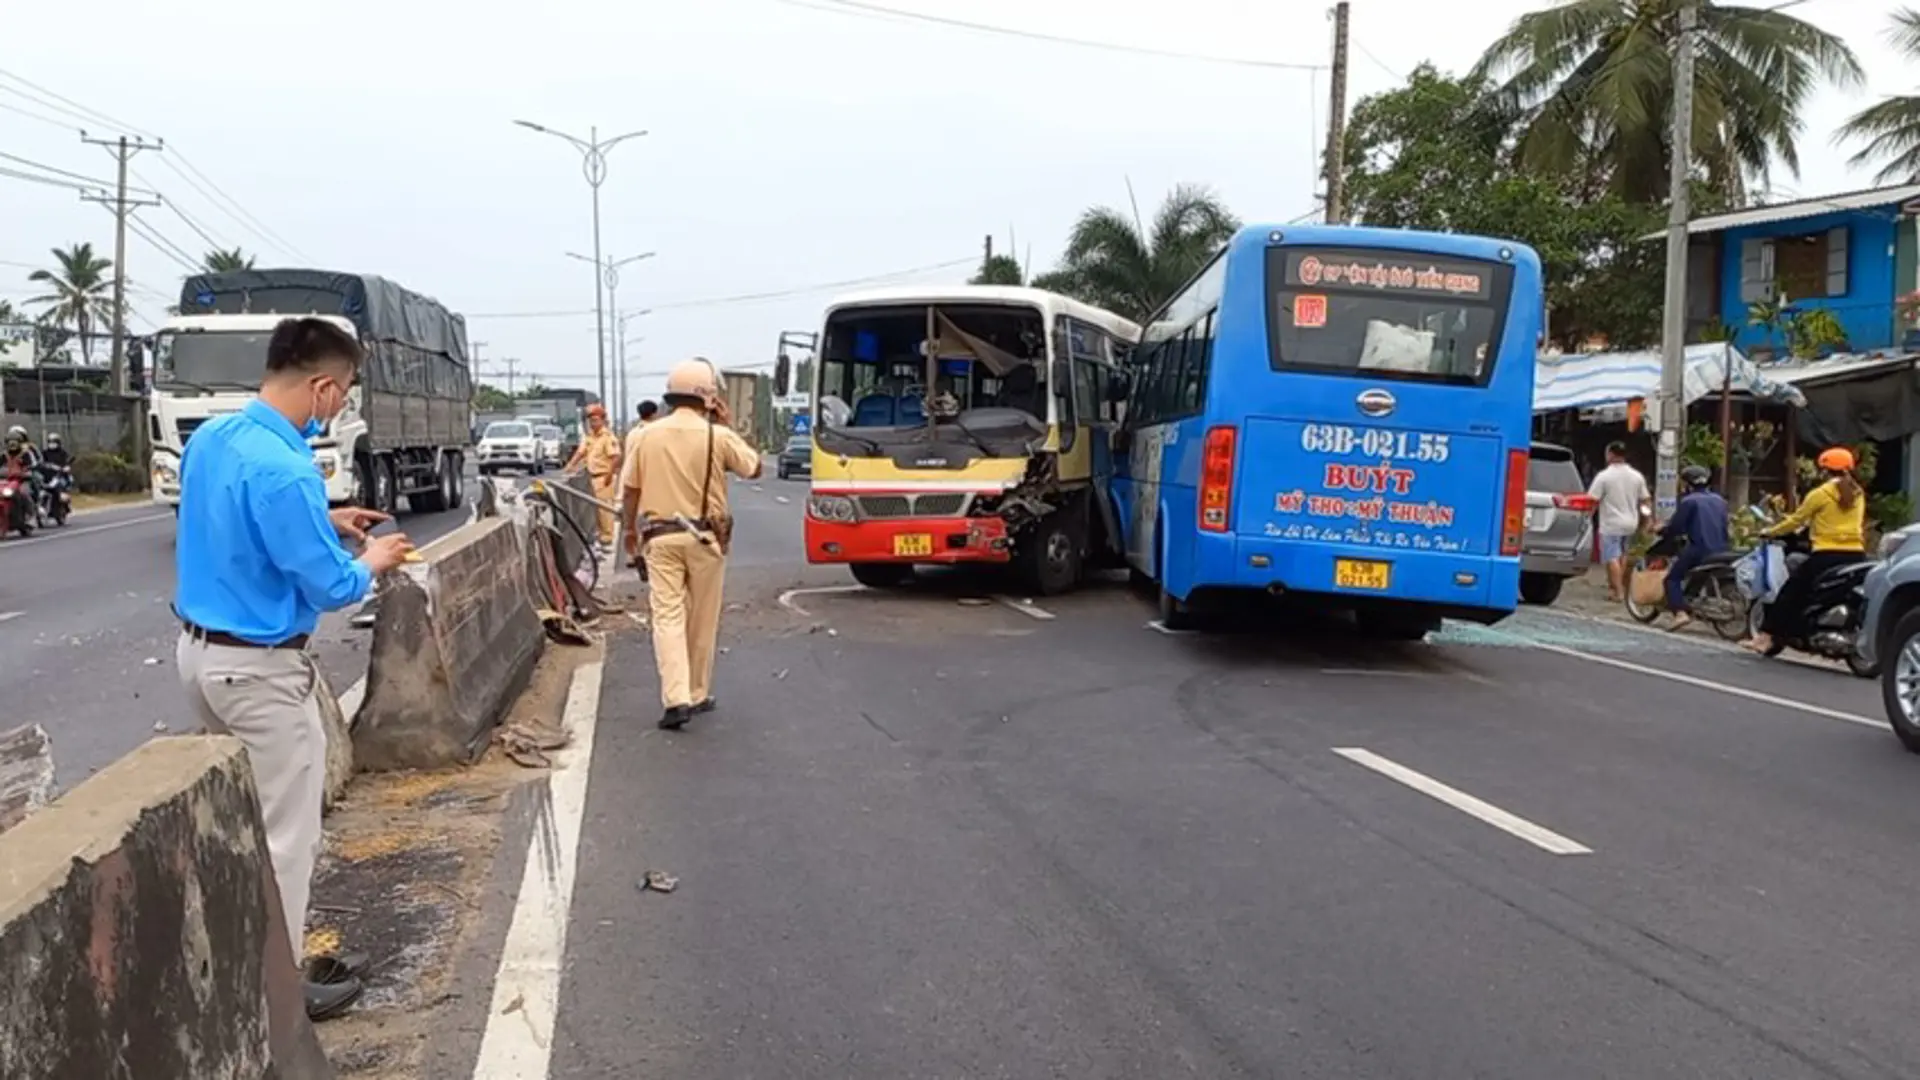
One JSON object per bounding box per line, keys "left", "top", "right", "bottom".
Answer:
{"left": 1638, "top": 182, "right": 1920, "bottom": 241}
{"left": 1753, "top": 350, "right": 1919, "bottom": 387}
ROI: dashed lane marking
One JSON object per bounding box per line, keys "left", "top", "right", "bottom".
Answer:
{"left": 993, "top": 596, "right": 1056, "bottom": 621}
{"left": 1334, "top": 747, "right": 1593, "bottom": 856}
{"left": 1, "top": 512, "right": 173, "bottom": 547}
{"left": 0, "top": 611, "right": 21, "bottom": 624}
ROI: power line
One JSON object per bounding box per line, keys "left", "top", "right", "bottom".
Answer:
{"left": 0, "top": 151, "right": 117, "bottom": 191}
{"left": 467, "top": 255, "right": 979, "bottom": 319}
{"left": 123, "top": 214, "right": 199, "bottom": 273}
{"left": 0, "top": 66, "right": 311, "bottom": 263}
{"left": 0, "top": 97, "right": 73, "bottom": 129}
{"left": 772, "top": 0, "right": 1325, "bottom": 71}
{"left": 0, "top": 165, "right": 93, "bottom": 193}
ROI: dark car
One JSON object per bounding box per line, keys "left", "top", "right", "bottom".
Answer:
{"left": 777, "top": 434, "right": 812, "bottom": 480}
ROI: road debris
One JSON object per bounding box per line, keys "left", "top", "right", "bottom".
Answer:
{"left": 958, "top": 597, "right": 990, "bottom": 607}
{"left": 640, "top": 869, "right": 679, "bottom": 894}
{"left": 151, "top": 721, "right": 169, "bottom": 733}
{"left": 142, "top": 657, "right": 161, "bottom": 666}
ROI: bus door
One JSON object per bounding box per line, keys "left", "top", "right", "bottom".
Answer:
{"left": 1061, "top": 318, "right": 1126, "bottom": 558}
{"left": 1241, "top": 247, "right": 1523, "bottom": 587}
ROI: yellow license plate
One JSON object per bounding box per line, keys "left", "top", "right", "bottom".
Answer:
{"left": 1333, "top": 558, "right": 1391, "bottom": 591}
{"left": 892, "top": 533, "right": 934, "bottom": 557}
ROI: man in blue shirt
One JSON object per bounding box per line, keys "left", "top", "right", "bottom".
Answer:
{"left": 173, "top": 316, "right": 413, "bottom": 1021}
{"left": 1658, "top": 464, "right": 1730, "bottom": 631}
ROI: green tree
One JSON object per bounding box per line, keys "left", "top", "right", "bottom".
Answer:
{"left": 472, "top": 383, "right": 514, "bottom": 410}
{"left": 1343, "top": 64, "right": 1665, "bottom": 349}
{"left": 1031, "top": 183, "right": 1239, "bottom": 321}
{"left": 518, "top": 381, "right": 551, "bottom": 399}
{"left": 1838, "top": 7, "right": 1920, "bottom": 183}
{"left": 1473, "top": 0, "right": 1863, "bottom": 203}
{"left": 970, "top": 253, "right": 1025, "bottom": 286}
{"left": 27, "top": 243, "right": 115, "bottom": 365}
{"left": 201, "top": 247, "right": 255, "bottom": 273}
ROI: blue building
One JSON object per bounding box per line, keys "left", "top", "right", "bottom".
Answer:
{"left": 1672, "top": 182, "right": 1920, "bottom": 357}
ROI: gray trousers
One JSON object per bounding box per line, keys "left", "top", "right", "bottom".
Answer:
{"left": 175, "top": 631, "right": 327, "bottom": 965}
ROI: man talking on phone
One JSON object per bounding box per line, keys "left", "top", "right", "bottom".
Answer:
{"left": 620, "top": 359, "right": 761, "bottom": 730}
{"left": 173, "top": 317, "right": 415, "bottom": 1021}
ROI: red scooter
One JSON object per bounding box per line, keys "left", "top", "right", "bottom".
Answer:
{"left": 0, "top": 471, "right": 33, "bottom": 538}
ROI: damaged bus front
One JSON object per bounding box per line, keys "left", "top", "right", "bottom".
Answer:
{"left": 803, "top": 286, "right": 1141, "bottom": 594}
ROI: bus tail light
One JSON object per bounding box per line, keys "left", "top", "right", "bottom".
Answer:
{"left": 1500, "top": 448, "right": 1528, "bottom": 555}
{"left": 1199, "top": 425, "right": 1236, "bottom": 533}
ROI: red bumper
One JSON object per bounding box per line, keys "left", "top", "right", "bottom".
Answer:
{"left": 805, "top": 515, "right": 1012, "bottom": 564}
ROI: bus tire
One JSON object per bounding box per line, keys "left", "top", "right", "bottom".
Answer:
{"left": 850, "top": 562, "right": 913, "bottom": 589}
{"left": 1019, "top": 510, "right": 1082, "bottom": 596}
{"left": 1158, "top": 584, "right": 1194, "bottom": 630}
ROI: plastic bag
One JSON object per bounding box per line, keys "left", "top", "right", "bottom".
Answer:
{"left": 1630, "top": 567, "right": 1667, "bottom": 607}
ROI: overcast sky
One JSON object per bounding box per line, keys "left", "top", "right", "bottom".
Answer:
{"left": 0, "top": 0, "right": 1907, "bottom": 405}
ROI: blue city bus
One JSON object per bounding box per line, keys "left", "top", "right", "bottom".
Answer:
{"left": 1113, "top": 224, "right": 1543, "bottom": 637}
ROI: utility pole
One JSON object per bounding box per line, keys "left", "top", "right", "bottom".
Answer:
{"left": 1323, "top": 2, "right": 1351, "bottom": 224}
{"left": 1655, "top": 0, "right": 1698, "bottom": 521}
{"left": 80, "top": 132, "right": 162, "bottom": 467}
{"left": 492, "top": 358, "right": 522, "bottom": 397}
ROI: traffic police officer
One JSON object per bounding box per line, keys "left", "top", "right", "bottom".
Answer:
{"left": 565, "top": 402, "right": 622, "bottom": 547}
{"left": 620, "top": 360, "right": 761, "bottom": 729}
{"left": 173, "top": 317, "right": 415, "bottom": 1020}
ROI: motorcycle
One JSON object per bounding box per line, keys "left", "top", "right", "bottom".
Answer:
{"left": 34, "top": 463, "right": 71, "bottom": 528}
{"left": 1745, "top": 529, "right": 1878, "bottom": 677}
{"left": 1625, "top": 537, "right": 1751, "bottom": 640}
{"left": 0, "top": 473, "right": 34, "bottom": 539}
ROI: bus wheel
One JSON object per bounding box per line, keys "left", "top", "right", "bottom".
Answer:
{"left": 1157, "top": 584, "right": 1194, "bottom": 630}
{"left": 850, "top": 563, "right": 913, "bottom": 589}
{"left": 1019, "top": 512, "right": 1081, "bottom": 596}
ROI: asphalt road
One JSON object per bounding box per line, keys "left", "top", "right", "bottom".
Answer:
{"left": 537, "top": 481, "right": 1920, "bottom": 1080}
{"left": 0, "top": 477, "right": 485, "bottom": 788}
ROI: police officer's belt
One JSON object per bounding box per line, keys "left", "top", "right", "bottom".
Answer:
{"left": 639, "top": 518, "right": 713, "bottom": 541}
{"left": 182, "top": 619, "right": 310, "bottom": 651}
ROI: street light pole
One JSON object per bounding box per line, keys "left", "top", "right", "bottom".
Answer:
{"left": 613, "top": 309, "right": 653, "bottom": 423}
{"left": 566, "top": 252, "right": 653, "bottom": 417}
{"left": 1655, "top": 0, "right": 1698, "bottom": 521}
{"left": 515, "top": 119, "right": 648, "bottom": 405}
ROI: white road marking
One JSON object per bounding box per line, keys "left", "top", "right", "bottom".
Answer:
{"left": 1529, "top": 640, "right": 1888, "bottom": 731}
{"left": 1, "top": 511, "right": 172, "bottom": 547}
{"left": 1146, "top": 620, "right": 1195, "bottom": 635}
{"left": 337, "top": 676, "right": 366, "bottom": 720}
{"left": 470, "top": 661, "right": 604, "bottom": 1078}
{"left": 0, "top": 611, "right": 21, "bottom": 624}
{"left": 1319, "top": 668, "right": 1421, "bottom": 678}
{"left": 1541, "top": 606, "right": 1843, "bottom": 675}
{"left": 1333, "top": 747, "right": 1593, "bottom": 856}
{"left": 993, "top": 596, "right": 1056, "bottom": 621}
{"left": 776, "top": 583, "right": 868, "bottom": 617}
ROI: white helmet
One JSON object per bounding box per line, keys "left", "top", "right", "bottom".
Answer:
{"left": 5, "top": 426, "right": 24, "bottom": 441}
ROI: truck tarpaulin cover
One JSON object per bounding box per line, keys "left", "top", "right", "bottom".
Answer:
{"left": 176, "top": 269, "right": 470, "bottom": 397}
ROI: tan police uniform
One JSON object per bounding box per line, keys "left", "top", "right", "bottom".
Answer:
{"left": 579, "top": 424, "right": 622, "bottom": 545}
{"left": 621, "top": 368, "right": 759, "bottom": 719}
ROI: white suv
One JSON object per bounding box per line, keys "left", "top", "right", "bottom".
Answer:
{"left": 477, "top": 421, "right": 542, "bottom": 475}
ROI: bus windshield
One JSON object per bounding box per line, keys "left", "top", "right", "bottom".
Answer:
{"left": 1266, "top": 247, "right": 1513, "bottom": 387}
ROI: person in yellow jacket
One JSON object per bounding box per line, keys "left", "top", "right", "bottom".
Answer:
{"left": 565, "top": 403, "right": 622, "bottom": 547}
{"left": 1744, "top": 445, "right": 1867, "bottom": 655}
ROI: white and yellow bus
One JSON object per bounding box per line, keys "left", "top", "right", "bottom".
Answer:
{"left": 802, "top": 284, "right": 1140, "bottom": 594}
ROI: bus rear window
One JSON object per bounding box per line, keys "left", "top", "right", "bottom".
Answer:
{"left": 1264, "top": 246, "right": 1513, "bottom": 387}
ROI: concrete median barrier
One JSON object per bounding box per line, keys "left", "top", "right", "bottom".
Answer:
{"left": 0, "top": 736, "right": 333, "bottom": 1080}
{"left": 352, "top": 514, "right": 545, "bottom": 771}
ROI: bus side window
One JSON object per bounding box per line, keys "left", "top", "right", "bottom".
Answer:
{"left": 1182, "top": 310, "right": 1215, "bottom": 414}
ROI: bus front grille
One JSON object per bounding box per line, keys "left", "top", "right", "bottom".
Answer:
{"left": 855, "top": 493, "right": 971, "bottom": 519}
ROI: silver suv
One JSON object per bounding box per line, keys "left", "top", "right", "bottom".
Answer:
{"left": 1519, "top": 442, "right": 1596, "bottom": 606}
{"left": 1860, "top": 523, "right": 1920, "bottom": 750}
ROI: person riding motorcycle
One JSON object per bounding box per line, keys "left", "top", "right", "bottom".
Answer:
{"left": 2, "top": 432, "right": 36, "bottom": 531}
{"left": 39, "top": 432, "right": 69, "bottom": 469}
{"left": 1656, "top": 464, "right": 1730, "bottom": 632}
{"left": 5, "top": 425, "right": 41, "bottom": 511}
{"left": 1744, "top": 446, "right": 1867, "bottom": 655}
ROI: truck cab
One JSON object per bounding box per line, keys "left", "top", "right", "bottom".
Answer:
{"left": 148, "top": 313, "right": 366, "bottom": 509}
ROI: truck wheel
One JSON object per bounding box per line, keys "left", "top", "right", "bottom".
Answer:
{"left": 369, "top": 456, "right": 396, "bottom": 515}
{"left": 415, "top": 453, "right": 453, "bottom": 512}
{"left": 446, "top": 455, "right": 465, "bottom": 509}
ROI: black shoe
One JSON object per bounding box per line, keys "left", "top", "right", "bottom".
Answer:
{"left": 305, "top": 975, "right": 363, "bottom": 1022}
{"left": 659, "top": 705, "right": 693, "bottom": 730}
{"left": 693, "top": 698, "right": 716, "bottom": 714}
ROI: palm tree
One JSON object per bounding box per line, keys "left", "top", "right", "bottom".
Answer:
{"left": 1472, "top": 0, "right": 1863, "bottom": 204}
{"left": 1031, "top": 184, "right": 1239, "bottom": 321}
{"left": 1838, "top": 8, "right": 1920, "bottom": 183}
{"left": 201, "top": 247, "right": 255, "bottom": 273}
{"left": 27, "top": 243, "right": 115, "bottom": 365}
{"left": 970, "top": 253, "right": 1025, "bottom": 286}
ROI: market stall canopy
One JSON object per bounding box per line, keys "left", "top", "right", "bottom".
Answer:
{"left": 1533, "top": 343, "right": 1806, "bottom": 414}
